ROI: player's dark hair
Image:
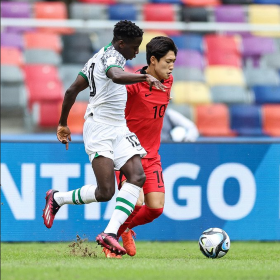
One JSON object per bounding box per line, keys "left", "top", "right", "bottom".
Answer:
{"left": 113, "top": 20, "right": 143, "bottom": 43}
{"left": 146, "top": 36, "right": 178, "bottom": 65}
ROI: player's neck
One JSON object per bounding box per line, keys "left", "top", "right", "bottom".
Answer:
{"left": 146, "top": 66, "right": 161, "bottom": 82}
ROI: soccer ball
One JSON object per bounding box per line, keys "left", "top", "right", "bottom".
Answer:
{"left": 198, "top": 228, "right": 230, "bottom": 259}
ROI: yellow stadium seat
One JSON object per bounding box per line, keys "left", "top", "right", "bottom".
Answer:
{"left": 205, "top": 66, "right": 245, "bottom": 86}
{"left": 248, "top": 5, "right": 280, "bottom": 37}
{"left": 172, "top": 81, "right": 211, "bottom": 105}
{"left": 139, "top": 31, "right": 168, "bottom": 52}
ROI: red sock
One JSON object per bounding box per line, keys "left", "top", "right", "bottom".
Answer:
{"left": 128, "top": 205, "right": 163, "bottom": 230}
{"left": 117, "top": 205, "right": 142, "bottom": 237}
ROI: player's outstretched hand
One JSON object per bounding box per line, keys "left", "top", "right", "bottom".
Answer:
{"left": 145, "top": 74, "right": 167, "bottom": 92}
{"left": 57, "top": 125, "right": 71, "bottom": 150}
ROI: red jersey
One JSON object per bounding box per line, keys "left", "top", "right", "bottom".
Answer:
{"left": 125, "top": 66, "right": 173, "bottom": 159}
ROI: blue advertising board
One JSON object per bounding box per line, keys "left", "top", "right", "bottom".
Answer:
{"left": 1, "top": 139, "right": 280, "bottom": 241}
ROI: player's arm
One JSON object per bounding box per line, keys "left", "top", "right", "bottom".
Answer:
{"left": 57, "top": 75, "right": 89, "bottom": 150}
{"left": 107, "top": 67, "right": 166, "bottom": 91}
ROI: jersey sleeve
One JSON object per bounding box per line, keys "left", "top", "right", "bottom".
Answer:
{"left": 79, "top": 56, "right": 96, "bottom": 84}
{"left": 101, "top": 49, "right": 126, "bottom": 73}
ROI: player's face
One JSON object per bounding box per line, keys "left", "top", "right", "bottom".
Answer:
{"left": 153, "top": 51, "right": 176, "bottom": 80}
{"left": 121, "top": 37, "right": 143, "bottom": 60}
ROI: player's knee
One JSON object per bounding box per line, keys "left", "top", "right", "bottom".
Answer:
{"left": 146, "top": 206, "right": 163, "bottom": 222}
{"left": 130, "top": 172, "right": 146, "bottom": 187}
{"left": 98, "top": 187, "right": 115, "bottom": 202}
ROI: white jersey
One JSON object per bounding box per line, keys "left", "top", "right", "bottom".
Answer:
{"left": 79, "top": 43, "right": 127, "bottom": 126}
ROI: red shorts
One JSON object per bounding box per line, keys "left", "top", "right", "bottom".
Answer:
{"left": 115, "top": 155, "right": 165, "bottom": 194}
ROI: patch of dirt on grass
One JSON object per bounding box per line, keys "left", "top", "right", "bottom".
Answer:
{"left": 68, "top": 234, "right": 97, "bottom": 258}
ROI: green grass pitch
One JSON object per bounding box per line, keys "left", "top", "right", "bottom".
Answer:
{"left": 2, "top": 241, "right": 280, "bottom": 280}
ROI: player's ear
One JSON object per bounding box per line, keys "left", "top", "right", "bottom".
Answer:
{"left": 150, "top": 56, "right": 156, "bottom": 65}
{"left": 119, "top": 40, "right": 125, "bottom": 49}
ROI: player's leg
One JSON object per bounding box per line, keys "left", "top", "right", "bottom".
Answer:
{"left": 98, "top": 130, "right": 146, "bottom": 255}
{"left": 42, "top": 155, "right": 116, "bottom": 229}
{"left": 99, "top": 155, "right": 145, "bottom": 236}
{"left": 120, "top": 160, "right": 165, "bottom": 254}
{"left": 43, "top": 119, "right": 116, "bottom": 229}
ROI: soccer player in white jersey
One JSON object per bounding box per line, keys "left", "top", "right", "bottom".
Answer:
{"left": 42, "top": 20, "right": 166, "bottom": 256}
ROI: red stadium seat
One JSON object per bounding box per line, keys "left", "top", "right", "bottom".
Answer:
{"left": 33, "top": 101, "right": 62, "bottom": 127}
{"left": 1, "top": 47, "right": 23, "bottom": 66}
{"left": 195, "top": 104, "right": 236, "bottom": 137}
{"left": 206, "top": 50, "right": 241, "bottom": 67}
{"left": 181, "top": 0, "right": 220, "bottom": 6}
{"left": 24, "top": 32, "right": 62, "bottom": 53}
{"left": 205, "top": 34, "right": 240, "bottom": 54}
{"left": 26, "top": 79, "right": 64, "bottom": 109}
{"left": 67, "top": 102, "right": 88, "bottom": 134}
{"left": 23, "top": 65, "right": 60, "bottom": 83}
{"left": 142, "top": 4, "right": 179, "bottom": 35}
{"left": 262, "top": 105, "right": 280, "bottom": 136}
{"left": 78, "top": 0, "right": 115, "bottom": 3}
{"left": 143, "top": 4, "right": 176, "bottom": 22}
{"left": 34, "top": 2, "right": 73, "bottom": 34}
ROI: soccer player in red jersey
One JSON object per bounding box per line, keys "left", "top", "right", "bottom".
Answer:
{"left": 104, "top": 36, "right": 178, "bottom": 258}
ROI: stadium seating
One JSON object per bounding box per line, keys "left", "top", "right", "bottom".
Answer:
{"left": 143, "top": 4, "right": 177, "bottom": 22}
{"left": 210, "top": 86, "right": 251, "bottom": 104}
{"left": 34, "top": 2, "right": 73, "bottom": 34}
{"left": 181, "top": 0, "right": 221, "bottom": 6}
{"left": 1, "top": 65, "right": 26, "bottom": 111}
{"left": 1, "top": 47, "right": 23, "bottom": 66}
{"left": 175, "top": 50, "right": 205, "bottom": 69}
{"left": 142, "top": 4, "right": 179, "bottom": 35}
{"left": 108, "top": 4, "right": 137, "bottom": 20}
{"left": 152, "top": 0, "right": 182, "bottom": 3}
{"left": 229, "top": 105, "right": 264, "bottom": 136}
{"left": 205, "top": 66, "right": 245, "bottom": 86}
{"left": 67, "top": 102, "right": 88, "bottom": 134}
{"left": 1, "top": 84, "right": 27, "bottom": 110}
{"left": 206, "top": 51, "right": 242, "bottom": 67}
{"left": 213, "top": 5, "right": 246, "bottom": 23}
{"left": 182, "top": 7, "right": 209, "bottom": 22}
{"left": 194, "top": 104, "right": 236, "bottom": 136}
{"left": 168, "top": 103, "right": 193, "bottom": 119}
{"left": 242, "top": 36, "right": 276, "bottom": 57}
{"left": 262, "top": 104, "right": 280, "bottom": 136}
{"left": 1, "top": 65, "right": 24, "bottom": 84}
{"left": 24, "top": 49, "right": 62, "bottom": 66}
{"left": 262, "top": 52, "right": 280, "bottom": 69}
{"left": 248, "top": 5, "right": 280, "bottom": 37}
{"left": 252, "top": 85, "right": 280, "bottom": 104}
{"left": 170, "top": 34, "right": 204, "bottom": 52}
{"left": 26, "top": 79, "right": 64, "bottom": 109}
{"left": 78, "top": 0, "right": 116, "bottom": 3}
{"left": 173, "top": 67, "right": 205, "bottom": 82}
{"left": 23, "top": 65, "right": 61, "bottom": 83}
{"left": 24, "top": 32, "right": 62, "bottom": 53}
{"left": 69, "top": 3, "right": 108, "bottom": 20}
{"left": 1, "top": 0, "right": 280, "bottom": 137}
{"left": 172, "top": 81, "right": 211, "bottom": 105}
{"left": 1, "top": 32, "right": 24, "bottom": 50}
{"left": 1, "top": 1, "right": 31, "bottom": 18}
{"left": 32, "top": 101, "right": 62, "bottom": 128}
{"left": 204, "top": 35, "right": 240, "bottom": 54}
{"left": 140, "top": 31, "right": 168, "bottom": 52}
{"left": 222, "top": 0, "right": 253, "bottom": 3}
{"left": 244, "top": 66, "right": 280, "bottom": 86}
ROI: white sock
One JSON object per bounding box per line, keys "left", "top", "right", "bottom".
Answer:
{"left": 54, "top": 184, "right": 97, "bottom": 206}
{"left": 104, "top": 182, "right": 141, "bottom": 235}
